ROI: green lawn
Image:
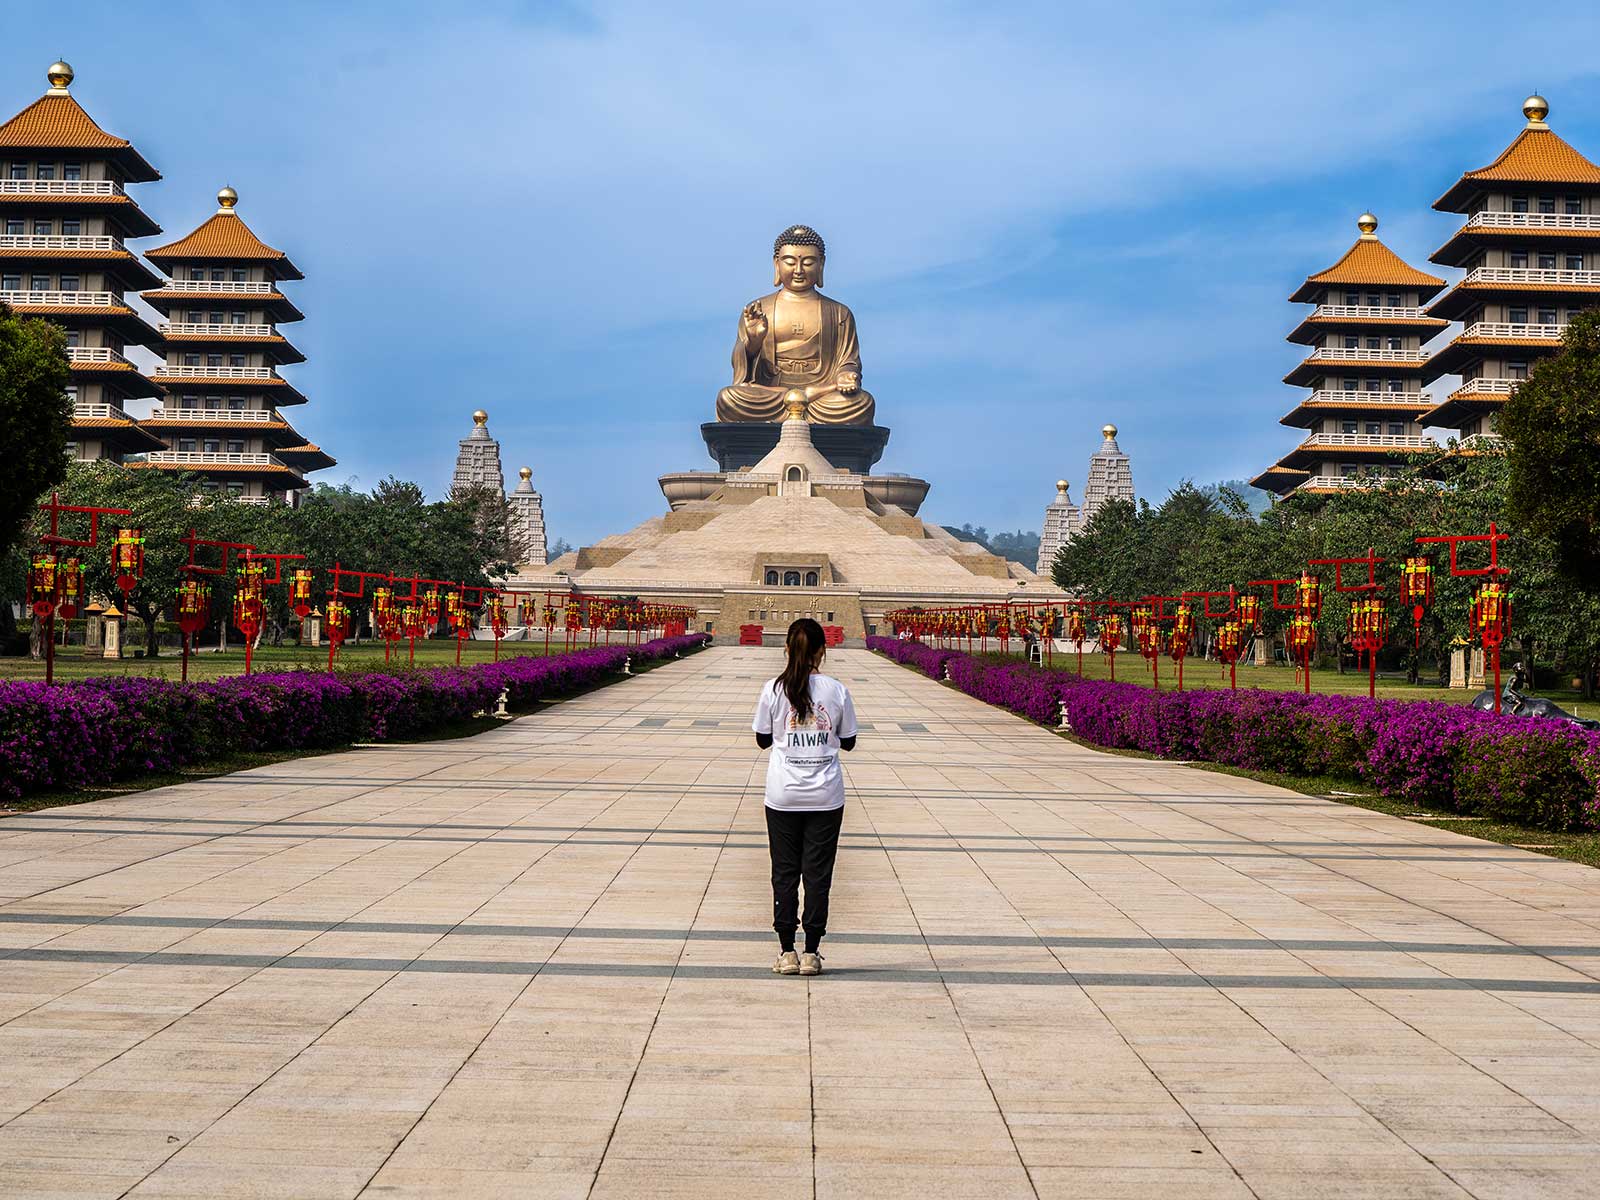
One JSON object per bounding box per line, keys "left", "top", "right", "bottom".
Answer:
{"left": 0, "top": 634, "right": 634, "bottom": 682}
{"left": 962, "top": 644, "right": 1597, "bottom": 713}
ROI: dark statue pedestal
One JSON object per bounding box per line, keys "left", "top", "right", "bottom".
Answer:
{"left": 700, "top": 422, "right": 890, "bottom": 475}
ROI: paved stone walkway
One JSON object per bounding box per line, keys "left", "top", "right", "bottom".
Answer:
{"left": 3, "top": 647, "right": 1600, "bottom": 1198}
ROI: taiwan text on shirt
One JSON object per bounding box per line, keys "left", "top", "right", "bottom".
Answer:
{"left": 751, "top": 673, "right": 858, "bottom": 812}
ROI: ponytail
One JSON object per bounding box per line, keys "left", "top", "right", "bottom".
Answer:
{"left": 776, "top": 618, "right": 826, "bottom": 722}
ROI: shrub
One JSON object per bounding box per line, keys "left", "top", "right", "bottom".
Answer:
{"left": 0, "top": 634, "right": 709, "bottom": 800}
{"left": 869, "top": 640, "right": 1600, "bottom": 834}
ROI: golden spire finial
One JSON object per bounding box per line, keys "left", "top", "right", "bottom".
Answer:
{"left": 783, "top": 389, "right": 808, "bottom": 421}
{"left": 472, "top": 409, "right": 488, "bottom": 425}
{"left": 1523, "top": 93, "right": 1550, "bottom": 129}
{"left": 1102, "top": 423, "right": 1118, "bottom": 439}
{"left": 518, "top": 466, "right": 532, "bottom": 481}
{"left": 46, "top": 59, "right": 73, "bottom": 94}
{"left": 1357, "top": 211, "right": 1378, "bottom": 239}
{"left": 216, "top": 186, "right": 239, "bottom": 214}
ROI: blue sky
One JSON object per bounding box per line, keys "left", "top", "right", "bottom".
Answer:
{"left": 8, "top": 2, "right": 1600, "bottom": 546}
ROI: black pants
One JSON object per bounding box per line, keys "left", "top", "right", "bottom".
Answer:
{"left": 765, "top": 805, "right": 845, "bottom": 948}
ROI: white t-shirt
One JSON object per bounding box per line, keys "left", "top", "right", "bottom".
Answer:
{"left": 751, "top": 672, "right": 858, "bottom": 812}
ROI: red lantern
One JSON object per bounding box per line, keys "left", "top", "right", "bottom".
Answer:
{"left": 1296, "top": 571, "right": 1322, "bottom": 620}
{"left": 28, "top": 552, "right": 59, "bottom": 619}
{"left": 1236, "top": 594, "right": 1262, "bottom": 635}
{"left": 1214, "top": 618, "right": 1246, "bottom": 690}
{"left": 289, "top": 568, "right": 313, "bottom": 619}
{"left": 1472, "top": 580, "right": 1511, "bottom": 649}
{"left": 1401, "top": 556, "right": 1434, "bottom": 648}
{"left": 1287, "top": 613, "right": 1316, "bottom": 669}
{"left": 112, "top": 527, "right": 143, "bottom": 594}
{"left": 175, "top": 578, "right": 211, "bottom": 635}
{"left": 232, "top": 560, "right": 267, "bottom": 643}
{"left": 1349, "top": 595, "right": 1388, "bottom": 654}
{"left": 326, "top": 598, "right": 351, "bottom": 647}
{"left": 56, "top": 557, "right": 83, "bottom": 619}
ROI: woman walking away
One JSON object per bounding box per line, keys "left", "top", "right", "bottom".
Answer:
{"left": 752, "top": 618, "right": 858, "bottom": 977}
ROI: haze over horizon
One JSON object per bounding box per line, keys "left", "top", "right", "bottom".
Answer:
{"left": 7, "top": 1, "right": 1600, "bottom": 546}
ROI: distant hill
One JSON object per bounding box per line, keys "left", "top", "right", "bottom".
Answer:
{"left": 942, "top": 524, "right": 1041, "bottom": 567}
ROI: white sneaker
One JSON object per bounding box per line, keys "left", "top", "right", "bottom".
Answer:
{"left": 773, "top": 950, "right": 800, "bottom": 975}
{"left": 799, "top": 952, "right": 823, "bottom": 976}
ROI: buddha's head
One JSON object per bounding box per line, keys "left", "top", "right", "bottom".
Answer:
{"left": 772, "top": 224, "right": 825, "bottom": 292}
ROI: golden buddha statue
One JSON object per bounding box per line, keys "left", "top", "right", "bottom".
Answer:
{"left": 716, "top": 225, "right": 875, "bottom": 426}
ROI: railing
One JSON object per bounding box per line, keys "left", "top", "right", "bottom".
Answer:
{"left": 141, "top": 450, "right": 301, "bottom": 474}
{"left": 1301, "top": 433, "right": 1435, "bottom": 448}
{"left": 160, "top": 321, "right": 275, "bottom": 337}
{"left": 0, "top": 289, "right": 118, "bottom": 307}
{"left": 230, "top": 495, "right": 273, "bottom": 505}
{"left": 65, "top": 346, "right": 132, "bottom": 365}
{"left": 149, "top": 279, "right": 275, "bottom": 294}
{"left": 1462, "top": 266, "right": 1600, "bottom": 286}
{"left": 1305, "top": 390, "right": 1431, "bottom": 406}
{"left": 1297, "top": 475, "right": 1390, "bottom": 490}
{"left": 1451, "top": 377, "right": 1520, "bottom": 396}
{"left": 0, "top": 233, "right": 120, "bottom": 250}
{"left": 152, "top": 365, "right": 277, "bottom": 380}
{"left": 150, "top": 406, "right": 276, "bottom": 423}
{"left": 1460, "top": 321, "right": 1568, "bottom": 340}
{"left": 1305, "top": 347, "right": 1428, "bottom": 363}
{"left": 72, "top": 402, "right": 131, "bottom": 420}
{"left": 1311, "top": 304, "right": 1429, "bottom": 321}
{"left": 0, "top": 179, "right": 122, "bottom": 196}
{"left": 1466, "top": 211, "right": 1600, "bottom": 231}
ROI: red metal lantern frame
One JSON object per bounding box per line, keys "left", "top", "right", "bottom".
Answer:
{"left": 33, "top": 492, "right": 135, "bottom": 685}
{"left": 1416, "top": 522, "right": 1512, "bottom": 713}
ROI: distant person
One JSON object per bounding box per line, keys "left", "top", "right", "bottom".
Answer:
{"left": 752, "top": 618, "right": 858, "bottom": 977}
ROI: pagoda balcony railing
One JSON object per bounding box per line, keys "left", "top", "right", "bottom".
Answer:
{"left": 1466, "top": 211, "right": 1600, "bottom": 231}
{"left": 1306, "top": 389, "right": 1431, "bottom": 406}
{"left": 1462, "top": 266, "right": 1600, "bottom": 287}
{"left": 152, "top": 279, "right": 275, "bottom": 294}
{"left": 1297, "top": 475, "right": 1390, "bottom": 491}
{"left": 151, "top": 405, "right": 276, "bottom": 423}
{"left": 1311, "top": 304, "right": 1430, "bottom": 321}
{"left": 1300, "top": 433, "right": 1435, "bottom": 449}
{"left": 0, "top": 178, "right": 123, "bottom": 197}
{"left": 1452, "top": 377, "right": 1520, "bottom": 396}
{"left": 1459, "top": 432, "right": 1505, "bottom": 448}
{"left": 229, "top": 495, "right": 273, "bottom": 505}
{"left": 1305, "top": 347, "right": 1428, "bottom": 363}
{"left": 0, "top": 233, "right": 120, "bottom": 250}
{"left": 160, "top": 321, "right": 275, "bottom": 337}
{"left": 0, "top": 288, "right": 119, "bottom": 307}
{"left": 73, "top": 401, "right": 132, "bottom": 420}
{"left": 155, "top": 365, "right": 278, "bottom": 380}
{"left": 66, "top": 346, "right": 132, "bottom": 365}
{"left": 1460, "top": 321, "right": 1567, "bottom": 341}
{"left": 140, "top": 450, "right": 301, "bottom": 473}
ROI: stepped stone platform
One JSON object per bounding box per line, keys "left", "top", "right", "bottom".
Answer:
{"left": 2, "top": 647, "right": 1600, "bottom": 1197}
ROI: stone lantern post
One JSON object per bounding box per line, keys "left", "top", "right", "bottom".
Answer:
{"left": 102, "top": 603, "right": 124, "bottom": 659}
{"left": 307, "top": 607, "right": 323, "bottom": 647}
{"left": 83, "top": 600, "right": 105, "bottom": 654}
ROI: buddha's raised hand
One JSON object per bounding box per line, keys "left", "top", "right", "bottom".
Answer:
{"left": 741, "top": 301, "right": 768, "bottom": 347}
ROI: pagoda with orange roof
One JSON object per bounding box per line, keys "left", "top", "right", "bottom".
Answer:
{"left": 0, "top": 60, "right": 164, "bottom": 461}
{"left": 135, "top": 186, "right": 333, "bottom": 502}
{"left": 1253, "top": 213, "right": 1443, "bottom": 496}
{"left": 1422, "top": 94, "right": 1600, "bottom": 440}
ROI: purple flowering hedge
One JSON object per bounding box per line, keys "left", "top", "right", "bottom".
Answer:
{"left": 867, "top": 637, "right": 1600, "bottom": 833}
{"left": 0, "top": 634, "right": 710, "bottom": 800}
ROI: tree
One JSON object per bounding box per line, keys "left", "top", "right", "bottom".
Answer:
{"left": 1502, "top": 310, "right": 1600, "bottom": 588}
{"left": 0, "top": 302, "right": 71, "bottom": 563}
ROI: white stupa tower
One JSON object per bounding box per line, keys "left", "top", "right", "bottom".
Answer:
{"left": 1035, "top": 479, "right": 1081, "bottom": 575}
{"left": 508, "top": 466, "right": 548, "bottom": 567}
{"left": 1080, "top": 424, "right": 1135, "bottom": 529}
{"left": 450, "top": 409, "right": 506, "bottom": 499}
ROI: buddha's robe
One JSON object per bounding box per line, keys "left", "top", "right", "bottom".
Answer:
{"left": 716, "top": 290, "right": 875, "bottom": 425}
